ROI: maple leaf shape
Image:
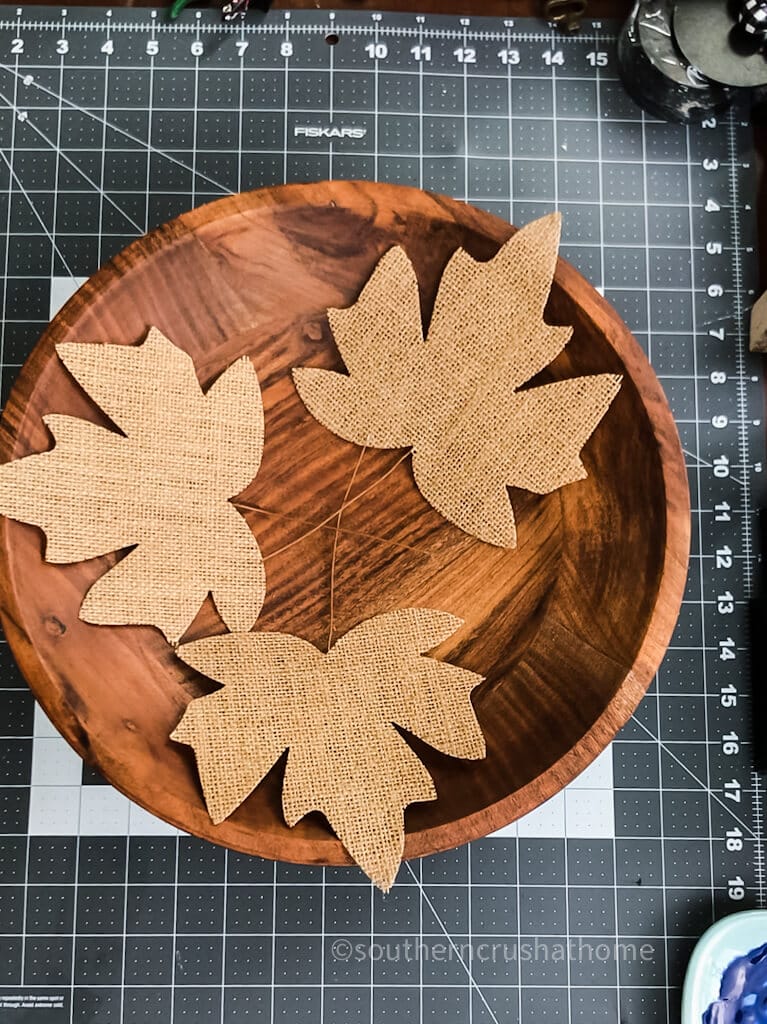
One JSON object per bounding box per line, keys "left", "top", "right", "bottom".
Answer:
{"left": 0, "top": 327, "right": 265, "bottom": 643}
{"left": 293, "top": 213, "right": 622, "bottom": 547}
{"left": 172, "top": 608, "right": 485, "bottom": 890}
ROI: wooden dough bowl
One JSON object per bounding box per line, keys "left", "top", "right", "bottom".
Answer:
{"left": 0, "top": 182, "right": 690, "bottom": 867}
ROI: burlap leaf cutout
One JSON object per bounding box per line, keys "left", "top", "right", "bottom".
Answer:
{"left": 0, "top": 327, "right": 265, "bottom": 643}
{"left": 294, "top": 212, "right": 623, "bottom": 547}
{"left": 172, "top": 608, "right": 485, "bottom": 890}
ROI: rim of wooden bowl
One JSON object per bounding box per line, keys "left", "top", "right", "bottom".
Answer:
{"left": 0, "top": 182, "right": 691, "bottom": 866}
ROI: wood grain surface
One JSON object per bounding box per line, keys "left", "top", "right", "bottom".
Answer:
{"left": 0, "top": 181, "right": 690, "bottom": 865}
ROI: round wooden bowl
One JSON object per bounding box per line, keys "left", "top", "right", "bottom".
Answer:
{"left": 0, "top": 181, "right": 690, "bottom": 866}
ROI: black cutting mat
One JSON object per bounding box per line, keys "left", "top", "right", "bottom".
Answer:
{"left": 0, "top": 7, "right": 764, "bottom": 1023}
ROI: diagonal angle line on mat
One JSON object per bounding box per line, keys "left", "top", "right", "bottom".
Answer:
{"left": 405, "top": 862, "right": 501, "bottom": 1024}
{"left": 682, "top": 447, "right": 745, "bottom": 487}
{"left": 631, "top": 714, "right": 758, "bottom": 839}
{"left": 0, "top": 90, "right": 145, "bottom": 235}
{"left": 0, "top": 63, "right": 234, "bottom": 199}
{"left": 0, "top": 148, "right": 79, "bottom": 286}
{"left": 697, "top": 306, "right": 756, "bottom": 332}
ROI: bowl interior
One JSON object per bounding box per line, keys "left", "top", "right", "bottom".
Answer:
{"left": 0, "top": 182, "right": 687, "bottom": 863}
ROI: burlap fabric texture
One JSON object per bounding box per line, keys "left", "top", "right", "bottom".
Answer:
{"left": 0, "top": 327, "right": 265, "bottom": 643}
{"left": 294, "top": 212, "right": 622, "bottom": 547}
{"left": 173, "top": 608, "right": 485, "bottom": 891}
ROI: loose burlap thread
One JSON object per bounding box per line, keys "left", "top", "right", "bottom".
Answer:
{"left": 0, "top": 327, "right": 266, "bottom": 642}
{"left": 173, "top": 608, "right": 485, "bottom": 891}
{"left": 294, "top": 213, "right": 622, "bottom": 548}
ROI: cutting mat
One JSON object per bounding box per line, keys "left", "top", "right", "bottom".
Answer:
{"left": 0, "top": 7, "right": 763, "bottom": 1023}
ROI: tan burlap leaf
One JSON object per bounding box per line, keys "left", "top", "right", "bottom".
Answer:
{"left": 0, "top": 327, "right": 265, "bottom": 643}
{"left": 172, "top": 608, "right": 485, "bottom": 890}
{"left": 293, "top": 212, "right": 623, "bottom": 547}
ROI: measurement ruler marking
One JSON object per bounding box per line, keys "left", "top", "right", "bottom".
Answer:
{"left": 0, "top": 12, "right": 763, "bottom": 1017}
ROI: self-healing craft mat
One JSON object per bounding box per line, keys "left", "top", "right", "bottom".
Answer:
{"left": 0, "top": 9, "right": 763, "bottom": 1024}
